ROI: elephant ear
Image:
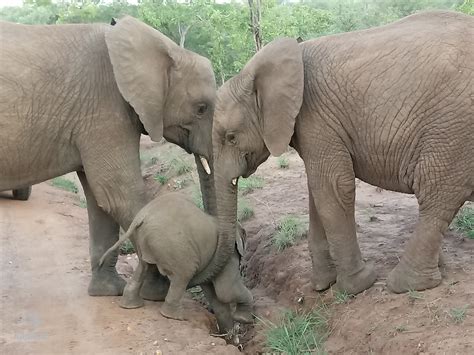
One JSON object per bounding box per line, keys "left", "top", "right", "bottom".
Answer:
{"left": 235, "top": 223, "right": 247, "bottom": 258}
{"left": 105, "top": 16, "right": 178, "bottom": 141}
{"left": 244, "top": 38, "right": 304, "bottom": 156}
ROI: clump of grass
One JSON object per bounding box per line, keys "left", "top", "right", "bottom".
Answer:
{"left": 452, "top": 206, "right": 474, "bottom": 239}
{"left": 272, "top": 215, "right": 307, "bottom": 251}
{"left": 169, "top": 156, "right": 192, "bottom": 176}
{"left": 333, "top": 290, "right": 351, "bottom": 304}
{"left": 407, "top": 289, "right": 424, "bottom": 301}
{"left": 449, "top": 305, "right": 468, "bottom": 324}
{"left": 277, "top": 156, "right": 290, "bottom": 169}
{"left": 154, "top": 174, "right": 168, "bottom": 185}
{"left": 260, "top": 307, "right": 329, "bottom": 354}
{"left": 51, "top": 177, "right": 78, "bottom": 194}
{"left": 119, "top": 239, "right": 135, "bottom": 255}
{"left": 238, "top": 197, "right": 254, "bottom": 221}
{"left": 238, "top": 176, "right": 264, "bottom": 194}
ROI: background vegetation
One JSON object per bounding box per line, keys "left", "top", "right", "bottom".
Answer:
{"left": 1, "top": 0, "right": 471, "bottom": 84}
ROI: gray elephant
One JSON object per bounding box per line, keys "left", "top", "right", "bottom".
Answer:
{"left": 99, "top": 193, "right": 253, "bottom": 332}
{"left": 0, "top": 17, "right": 219, "bottom": 299}
{"left": 211, "top": 11, "right": 473, "bottom": 294}
{"left": 0, "top": 186, "right": 33, "bottom": 201}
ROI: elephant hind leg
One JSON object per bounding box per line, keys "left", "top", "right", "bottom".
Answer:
{"left": 160, "top": 275, "right": 190, "bottom": 321}
{"left": 120, "top": 260, "right": 149, "bottom": 309}
{"left": 387, "top": 182, "right": 469, "bottom": 293}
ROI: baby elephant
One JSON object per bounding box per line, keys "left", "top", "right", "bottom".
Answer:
{"left": 99, "top": 192, "right": 253, "bottom": 331}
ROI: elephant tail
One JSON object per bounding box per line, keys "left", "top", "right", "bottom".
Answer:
{"left": 98, "top": 218, "right": 144, "bottom": 268}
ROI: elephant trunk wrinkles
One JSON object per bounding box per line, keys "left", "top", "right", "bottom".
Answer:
{"left": 194, "top": 154, "right": 217, "bottom": 217}
{"left": 189, "top": 169, "right": 237, "bottom": 285}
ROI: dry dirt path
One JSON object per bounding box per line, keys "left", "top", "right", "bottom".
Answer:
{"left": 0, "top": 183, "right": 239, "bottom": 355}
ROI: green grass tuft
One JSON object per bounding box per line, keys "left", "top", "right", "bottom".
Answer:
{"left": 449, "top": 305, "right": 468, "bottom": 324}
{"left": 51, "top": 177, "right": 78, "bottom": 194}
{"left": 154, "top": 174, "right": 168, "bottom": 185}
{"left": 119, "top": 239, "right": 135, "bottom": 255}
{"left": 452, "top": 206, "right": 474, "bottom": 239}
{"left": 169, "top": 156, "right": 192, "bottom": 176}
{"left": 238, "top": 197, "right": 254, "bottom": 222}
{"left": 238, "top": 176, "right": 264, "bottom": 194}
{"left": 260, "top": 307, "right": 329, "bottom": 355}
{"left": 407, "top": 289, "right": 424, "bottom": 301}
{"left": 333, "top": 290, "right": 351, "bottom": 304}
{"left": 277, "top": 156, "right": 290, "bottom": 169}
{"left": 272, "top": 215, "right": 307, "bottom": 251}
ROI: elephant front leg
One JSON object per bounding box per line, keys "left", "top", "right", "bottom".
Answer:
{"left": 120, "top": 260, "right": 149, "bottom": 309}
{"left": 78, "top": 171, "right": 126, "bottom": 296}
{"left": 308, "top": 167, "right": 377, "bottom": 295}
{"left": 308, "top": 183, "right": 337, "bottom": 291}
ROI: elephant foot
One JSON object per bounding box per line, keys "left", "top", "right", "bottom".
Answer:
{"left": 387, "top": 261, "right": 441, "bottom": 294}
{"left": 88, "top": 271, "right": 126, "bottom": 296}
{"left": 139, "top": 270, "right": 170, "bottom": 301}
{"left": 233, "top": 304, "right": 254, "bottom": 324}
{"left": 312, "top": 268, "right": 337, "bottom": 292}
{"left": 119, "top": 290, "right": 145, "bottom": 309}
{"left": 160, "top": 302, "right": 185, "bottom": 321}
{"left": 334, "top": 262, "right": 377, "bottom": 295}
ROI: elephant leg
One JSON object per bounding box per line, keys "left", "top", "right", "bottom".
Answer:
{"left": 201, "top": 283, "right": 234, "bottom": 333}
{"left": 120, "top": 260, "right": 149, "bottom": 309}
{"left": 308, "top": 182, "right": 337, "bottom": 291}
{"left": 213, "top": 257, "right": 254, "bottom": 324}
{"left": 139, "top": 265, "right": 170, "bottom": 301}
{"left": 387, "top": 187, "right": 467, "bottom": 293}
{"left": 160, "top": 275, "right": 189, "bottom": 321}
{"left": 308, "top": 164, "right": 377, "bottom": 295}
{"left": 77, "top": 171, "right": 126, "bottom": 296}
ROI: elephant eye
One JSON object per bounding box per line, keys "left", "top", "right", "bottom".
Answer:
{"left": 196, "top": 103, "right": 207, "bottom": 116}
{"left": 225, "top": 132, "right": 237, "bottom": 145}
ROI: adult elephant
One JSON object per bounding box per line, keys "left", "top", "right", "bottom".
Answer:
{"left": 0, "top": 17, "right": 218, "bottom": 298}
{"left": 211, "top": 11, "right": 473, "bottom": 294}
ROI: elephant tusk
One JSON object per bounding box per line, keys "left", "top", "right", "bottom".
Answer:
{"left": 199, "top": 156, "right": 211, "bottom": 175}
{"left": 232, "top": 178, "right": 238, "bottom": 186}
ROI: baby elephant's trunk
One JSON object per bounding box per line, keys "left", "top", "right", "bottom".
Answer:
{"left": 98, "top": 219, "right": 144, "bottom": 267}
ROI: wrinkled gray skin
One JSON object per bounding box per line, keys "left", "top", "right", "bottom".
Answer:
{"left": 99, "top": 193, "right": 254, "bottom": 332}
{"left": 212, "top": 11, "right": 473, "bottom": 295}
{"left": 0, "top": 17, "right": 219, "bottom": 299}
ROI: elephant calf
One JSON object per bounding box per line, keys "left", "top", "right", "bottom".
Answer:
{"left": 99, "top": 192, "right": 253, "bottom": 332}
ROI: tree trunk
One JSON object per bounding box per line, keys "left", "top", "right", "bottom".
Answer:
{"left": 178, "top": 23, "right": 191, "bottom": 48}
{"left": 248, "top": 0, "right": 262, "bottom": 52}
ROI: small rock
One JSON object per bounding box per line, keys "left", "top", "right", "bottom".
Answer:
{"left": 211, "top": 342, "right": 216, "bottom": 346}
{"left": 164, "top": 338, "right": 169, "bottom": 342}
{"left": 155, "top": 351, "right": 162, "bottom": 355}
{"left": 153, "top": 340, "right": 158, "bottom": 346}
{"left": 372, "top": 203, "right": 384, "bottom": 207}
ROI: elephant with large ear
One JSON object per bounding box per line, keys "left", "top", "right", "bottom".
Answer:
{"left": 0, "top": 16, "right": 218, "bottom": 298}
{"left": 212, "top": 11, "right": 473, "bottom": 294}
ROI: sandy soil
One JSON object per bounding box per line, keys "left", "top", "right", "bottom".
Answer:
{"left": 0, "top": 184, "right": 239, "bottom": 355}
{"left": 1, "top": 138, "right": 472, "bottom": 354}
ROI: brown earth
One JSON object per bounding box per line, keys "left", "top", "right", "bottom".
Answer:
{"left": 1, "top": 138, "right": 473, "bottom": 354}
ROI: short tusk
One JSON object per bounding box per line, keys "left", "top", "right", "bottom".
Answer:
{"left": 232, "top": 178, "right": 238, "bottom": 186}
{"left": 199, "top": 156, "right": 211, "bottom": 175}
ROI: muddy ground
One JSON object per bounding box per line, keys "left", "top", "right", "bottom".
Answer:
{"left": 1, "top": 137, "right": 472, "bottom": 354}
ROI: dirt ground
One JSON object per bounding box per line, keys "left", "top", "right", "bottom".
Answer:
{"left": 1, "top": 138, "right": 473, "bottom": 354}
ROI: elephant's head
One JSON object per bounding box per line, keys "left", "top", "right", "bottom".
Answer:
{"left": 105, "top": 16, "right": 216, "bottom": 175}
{"left": 210, "top": 38, "right": 304, "bottom": 270}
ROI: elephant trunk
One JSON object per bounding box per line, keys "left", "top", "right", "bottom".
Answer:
{"left": 194, "top": 154, "right": 217, "bottom": 217}
{"left": 189, "top": 162, "right": 238, "bottom": 285}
